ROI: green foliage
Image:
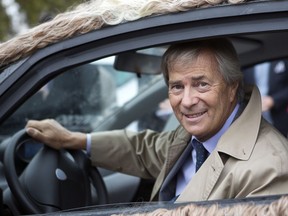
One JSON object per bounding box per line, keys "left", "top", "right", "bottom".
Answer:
{"left": 0, "top": 0, "right": 83, "bottom": 42}
{"left": 17, "top": 0, "right": 83, "bottom": 26}
{"left": 0, "top": 4, "right": 11, "bottom": 41}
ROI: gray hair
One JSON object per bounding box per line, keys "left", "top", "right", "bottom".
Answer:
{"left": 161, "top": 38, "right": 244, "bottom": 101}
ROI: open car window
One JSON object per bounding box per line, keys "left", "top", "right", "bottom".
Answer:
{"left": 0, "top": 55, "right": 163, "bottom": 142}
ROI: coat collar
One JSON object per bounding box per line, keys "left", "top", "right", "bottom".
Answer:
{"left": 216, "top": 86, "right": 262, "bottom": 160}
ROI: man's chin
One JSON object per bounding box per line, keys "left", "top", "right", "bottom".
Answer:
{"left": 183, "top": 125, "right": 205, "bottom": 138}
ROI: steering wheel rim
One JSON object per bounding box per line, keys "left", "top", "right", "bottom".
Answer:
{"left": 4, "top": 129, "right": 108, "bottom": 214}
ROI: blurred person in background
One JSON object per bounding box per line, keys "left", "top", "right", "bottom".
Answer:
{"left": 243, "top": 59, "right": 288, "bottom": 137}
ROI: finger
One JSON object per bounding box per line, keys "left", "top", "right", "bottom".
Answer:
{"left": 25, "top": 127, "right": 45, "bottom": 142}
{"left": 26, "top": 119, "right": 51, "bottom": 131}
{"left": 26, "top": 119, "right": 42, "bottom": 129}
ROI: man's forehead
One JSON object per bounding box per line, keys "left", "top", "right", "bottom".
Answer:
{"left": 169, "top": 54, "right": 218, "bottom": 74}
{"left": 169, "top": 73, "right": 211, "bottom": 83}
{"left": 168, "top": 65, "right": 224, "bottom": 86}
{"left": 171, "top": 49, "right": 217, "bottom": 66}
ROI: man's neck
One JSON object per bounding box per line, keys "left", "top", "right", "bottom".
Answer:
{"left": 196, "top": 103, "right": 240, "bottom": 154}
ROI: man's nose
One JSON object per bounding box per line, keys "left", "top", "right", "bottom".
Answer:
{"left": 181, "top": 87, "right": 199, "bottom": 107}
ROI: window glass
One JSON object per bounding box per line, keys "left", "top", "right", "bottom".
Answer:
{"left": 0, "top": 55, "right": 163, "bottom": 142}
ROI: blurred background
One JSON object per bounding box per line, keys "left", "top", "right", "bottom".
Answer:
{"left": 0, "top": 0, "right": 83, "bottom": 42}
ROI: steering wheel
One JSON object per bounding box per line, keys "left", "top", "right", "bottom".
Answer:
{"left": 4, "top": 129, "right": 108, "bottom": 214}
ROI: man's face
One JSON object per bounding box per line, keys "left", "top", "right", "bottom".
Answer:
{"left": 168, "top": 50, "right": 238, "bottom": 141}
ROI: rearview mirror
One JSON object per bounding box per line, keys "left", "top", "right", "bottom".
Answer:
{"left": 114, "top": 51, "right": 163, "bottom": 75}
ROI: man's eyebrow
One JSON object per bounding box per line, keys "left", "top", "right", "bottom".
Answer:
{"left": 168, "top": 80, "right": 182, "bottom": 86}
{"left": 169, "top": 75, "right": 206, "bottom": 85}
{"left": 191, "top": 75, "right": 205, "bottom": 81}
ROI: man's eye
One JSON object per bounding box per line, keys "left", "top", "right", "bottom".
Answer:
{"left": 169, "top": 84, "right": 183, "bottom": 93}
{"left": 170, "top": 84, "right": 182, "bottom": 90}
{"left": 194, "top": 81, "right": 210, "bottom": 92}
{"left": 199, "top": 82, "right": 208, "bottom": 87}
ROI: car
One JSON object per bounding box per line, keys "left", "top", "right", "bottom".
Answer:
{"left": 0, "top": 0, "right": 288, "bottom": 215}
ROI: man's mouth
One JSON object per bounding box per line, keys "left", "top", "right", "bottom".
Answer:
{"left": 183, "top": 111, "right": 206, "bottom": 118}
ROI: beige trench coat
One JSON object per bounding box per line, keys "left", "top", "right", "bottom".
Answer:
{"left": 90, "top": 86, "right": 288, "bottom": 202}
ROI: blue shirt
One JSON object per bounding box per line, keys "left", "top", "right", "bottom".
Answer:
{"left": 175, "top": 103, "right": 240, "bottom": 196}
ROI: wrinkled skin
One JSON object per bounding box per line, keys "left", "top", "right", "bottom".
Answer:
{"left": 168, "top": 50, "right": 238, "bottom": 142}
{"left": 26, "top": 119, "right": 86, "bottom": 150}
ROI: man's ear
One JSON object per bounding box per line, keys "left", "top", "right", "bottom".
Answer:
{"left": 229, "top": 82, "right": 239, "bottom": 102}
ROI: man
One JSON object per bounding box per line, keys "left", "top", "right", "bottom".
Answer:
{"left": 243, "top": 60, "right": 288, "bottom": 137}
{"left": 25, "top": 38, "right": 288, "bottom": 202}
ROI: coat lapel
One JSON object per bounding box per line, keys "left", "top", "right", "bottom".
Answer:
{"left": 150, "top": 128, "right": 191, "bottom": 200}
{"left": 176, "top": 150, "right": 224, "bottom": 201}
{"left": 159, "top": 142, "right": 193, "bottom": 201}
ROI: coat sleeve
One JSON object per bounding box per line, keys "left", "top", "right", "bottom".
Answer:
{"left": 89, "top": 129, "right": 177, "bottom": 179}
{"left": 232, "top": 126, "right": 288, "bottom": 198}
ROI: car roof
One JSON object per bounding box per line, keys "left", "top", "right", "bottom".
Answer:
{"left": 0, "top": 0, "right": 288, "bottom": 122}
{"left": 0, "top": 0, "right": 287, "bottom": 68}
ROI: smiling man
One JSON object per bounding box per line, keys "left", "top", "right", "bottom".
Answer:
{"left": 26, "top": 38, "right": 288, "bottom": 202}
{"left": 165, "top": 45, "right": 239, "bottom": 141}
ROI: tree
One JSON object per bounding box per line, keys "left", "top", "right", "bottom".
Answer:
{"left": 0, "top": 4, "right": 12, "bottom": 41}
{"left": 0, "top": 0, "right": 83, "bottom": 42}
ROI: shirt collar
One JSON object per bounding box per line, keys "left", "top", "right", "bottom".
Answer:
{"left": 192, "top": 103, "right": 240, "bottom": 154}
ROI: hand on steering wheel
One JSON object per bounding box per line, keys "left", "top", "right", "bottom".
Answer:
{"left": 4, "top": 129, "right": 108, "bottom": 214}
